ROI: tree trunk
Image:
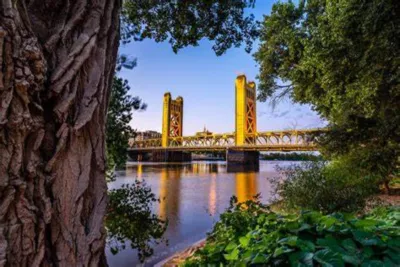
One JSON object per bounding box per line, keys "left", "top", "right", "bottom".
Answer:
{"left": 0, "top": 0, "right": 120, "bottom": 266}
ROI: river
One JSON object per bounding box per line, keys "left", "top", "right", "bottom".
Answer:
{"left": 106, "top": 160, "right": 297, "bottom": 266}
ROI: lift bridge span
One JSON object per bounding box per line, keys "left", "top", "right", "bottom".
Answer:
{"left": 128, "top": 75, "right": 324, "bottom": 165}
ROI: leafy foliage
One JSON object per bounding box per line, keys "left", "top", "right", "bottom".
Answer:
{"left": 106, "top": 181, "right": 167, "bottom": 262}
{"left": 121, "top": 0, "right": 259, "bottom": 55}
{"left": 184, "top": 198, "right": 400, "bottom": 266}
{"left": 254, "top": 0, "right": 400, "bottom": 181}
{"left": 271, "top": 161, "right": 379, "bottom": 213}
{"left": 106, "top": 76, "right": 146, "bottom": 169}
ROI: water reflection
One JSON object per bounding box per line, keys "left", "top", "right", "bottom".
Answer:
{"left": 156, "top": 163, "right": 259, "bottom": 220}
{"left": 107, "top": 161, "right": 294, "bottom": 267}
{"left": 158, "top": 167, "right": 181, "bottom": 232}
{"left": 236, "top": 172, "right": 258, "bottom": 203}
{"left": 208, "top": 174, "right": 217, "bottom": 216}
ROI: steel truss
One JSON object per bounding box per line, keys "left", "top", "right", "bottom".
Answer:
{"left": 129, "top": 129, "right": 324, "bottom": 152}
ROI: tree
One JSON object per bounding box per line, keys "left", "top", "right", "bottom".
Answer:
{"left": 254, "top": 0, "right": 400, "bottom": 186}
{"left": 0, "top": 1, "right": 258, "bottom": 265}
{"left": 107, "top": 76, "right": 146, "bottom": 169}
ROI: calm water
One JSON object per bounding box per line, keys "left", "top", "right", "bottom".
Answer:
{"left": 107, "top": 160, "right": 296, "bottom": 266}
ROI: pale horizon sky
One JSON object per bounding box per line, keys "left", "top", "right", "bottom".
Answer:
{"left": 118, "top": 1, "right": 326, "bottom": 135}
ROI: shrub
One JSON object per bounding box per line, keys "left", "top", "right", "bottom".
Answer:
{"left": 271, "top": 161, "right": 379, "bottom": 213}
{"left": 184, "top": 198, "right": 400, "bottom": 266}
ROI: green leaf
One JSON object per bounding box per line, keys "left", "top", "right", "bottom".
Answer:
{"left": 383, "top": 257, "right": 397, "bottom": 267}
{"left": 273, "top": 246, "right": 294, "bottom": 257}
{"left": 362, "top": 247, "right": 374, "bottom": 259}
{"left": 289, "top": 251, "right": 314, "bottom": 266}
{"left": 296, "top": 223, "right": 312, "bottom": 232}
{"left": 278, "top": 236, "right": 298, "bottom": 246}
{"left": 251, "top": 253, "right": 269, "bottom": 264}
{"left": 313, "top": 249, "right": 344, "bottom": 267}
{"left": 286, "top": 221, "right": 300, "bottom": 230}
{"left": 353, "top": 230, "right": 380, "bottom": 246}
{"left": 341, "top": 238, "right": 358, "bottom": 254}
{"left": 239, "top": 236, "right": 250, "bottom": 247}
{"left": 242, "top": 250, "right": 253, "bottom": 262}
{"left": 225, "top": 241, "right": 237, "bottom": 252}
{"left": 342, "top": 254, "right": 361, "bottom": 265}
{"left": 387, "top": 238, "right": 400, "bottom": 253}
{"left": 319, "top": 216, "right": 338, "bottom": 229}
{"left": 361, "top": 260, "right": 384, "bottom": 267}
{"left": 297, "top": 239, "right": 316, "bottom": 252}
{"left": 316, "top": 237, "right": 345, "bottom": 253}
{"left": 224, "top": 248, "right": 239, "bottom": 261}
{"left": 353, "top": 219, "right": 379, "bottom": 229}
{"left": 384, "top": 249, "right": 400, "bottom": 264}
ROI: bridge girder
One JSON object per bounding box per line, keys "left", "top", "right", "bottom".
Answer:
{"left": 129, "top": 129, "right": 324, "bottom": 152}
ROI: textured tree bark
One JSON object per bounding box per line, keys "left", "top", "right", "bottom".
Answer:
{"left": 0, "top": 0, "right": 120, "bottom": 266}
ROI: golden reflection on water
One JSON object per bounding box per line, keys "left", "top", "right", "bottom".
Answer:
{"left": 136, "top": 164, "right": 143, "bottom": 180}
{"left": 155, "top": 163, "right": 259, "bottom": 222}
{"left": 158, "top": 168, "right": 168, "bottom": 221}
{"left": 158, "top": 167, "right": 181, "bottom": 230}
{"left": 235, "top": 172, "right": 258, "bottom": 203}
{"left": 208, "top": 174, "right": 217, "bottom": 216}
{"left": 191, "top": 162, "right": 219, "bottom": 175}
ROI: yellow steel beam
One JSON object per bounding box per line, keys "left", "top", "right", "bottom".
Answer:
{"left": 162, "top": 93, "right": 171, "bottom": 147}
{"left": 162, "top": 93, "right": 183, "bottom": 147}
{"left": 235, "top": 75, "right": 257, "bottom": 146}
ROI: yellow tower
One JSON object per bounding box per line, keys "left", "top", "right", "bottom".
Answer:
{"left": 235, "top": 75, "right": 257, "bottom": 145}
{"left": 162, "top": 93, "right": 184, "bottom": 147}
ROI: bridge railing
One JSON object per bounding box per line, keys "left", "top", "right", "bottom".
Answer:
{"left": 129, "top": 129, "right": 325, "bottom": 150}
{"left": 129, "top": 138, "right": 162, "bottom": 148}
{"left": 169, "top": 133, "right": 235, "bottom": 148}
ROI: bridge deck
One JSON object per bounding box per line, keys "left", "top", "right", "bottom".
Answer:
{"left": 128, "top": 145, "right": 318, "bottom": 152}
{"left": 129, "top": 129, "right": 324, "bottom": 152}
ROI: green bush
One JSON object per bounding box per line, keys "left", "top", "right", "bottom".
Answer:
{"left": 184, "top": 198, "right": 400, "bottom": 266}
{"left": 271, "top": 161, "right": 379, "bottom": 213}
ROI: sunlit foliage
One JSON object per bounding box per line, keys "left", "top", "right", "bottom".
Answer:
{"left": 184, "top": 198, "right": 400, "bottom": 266}
{"left": 255, "top": 0, "right": 400, "bottom": 185}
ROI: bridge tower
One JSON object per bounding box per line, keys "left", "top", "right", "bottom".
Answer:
{"left": 227, "top": 75, "right": 259, "bottom": 171}
{"left": 162, "top": 93, "right": 184, "bottom": 147}
{"left": 235, "top": 75, "right": 257, "bottom": 145}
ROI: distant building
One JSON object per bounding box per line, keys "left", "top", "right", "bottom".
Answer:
{"left": 195, "top": 126, "right": 213, "bottom": 137}
{"left": 135, "top": 130, "right": 162, "bottom": 141}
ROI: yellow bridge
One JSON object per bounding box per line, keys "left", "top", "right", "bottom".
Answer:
{"left": 129, "top": 75, "right": 323, "bottom": 154}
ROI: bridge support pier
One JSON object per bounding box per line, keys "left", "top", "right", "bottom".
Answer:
{"left": 151, "top": 150, "right": 191, "bottom": 162}
{"left": 128, "top": 151, "right": 151, "bottom": 161}
{"left": 226, "top": 150, "right": 259, "bottom": 172}
{"left": 128, "top": 150, "right": 191, "bottom": 162}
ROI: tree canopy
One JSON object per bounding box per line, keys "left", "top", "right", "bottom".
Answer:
{"left": 254, "top": 0, "right": 400, "bottom": 179}
{"left": 122, "top": 0, "right": 259, "bottom": 55}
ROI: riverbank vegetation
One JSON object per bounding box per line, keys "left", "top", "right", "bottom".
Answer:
{"left": 271, "top": 161, "right": 380, "bottom": 214}
{"left": 184, "top": 198, "right": 400, "bottom": 266}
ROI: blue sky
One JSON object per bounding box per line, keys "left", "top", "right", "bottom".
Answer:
{"left": 118, "top": 1, "right": 325, "bottom": 135}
